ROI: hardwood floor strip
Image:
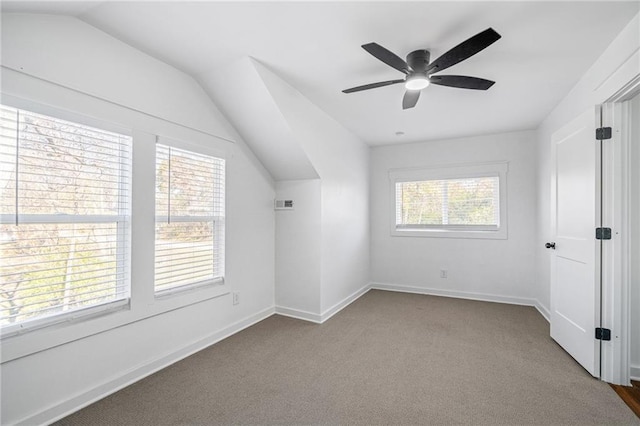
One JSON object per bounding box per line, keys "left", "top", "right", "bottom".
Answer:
{"left": 611, "top": 383, "right": 640, "bottom": 419}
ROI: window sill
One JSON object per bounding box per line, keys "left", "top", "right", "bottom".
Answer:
{"left": 391, "top": 227, "right": 507, "bottom": 240}
{"left": 1, "top": 283, "right": 230, "bottom": 363}
{"left": 1, "top": 299, "right": 130, "bottom": 340}
{"left": 155, "top": 278, "right": 226, "bottom": 301}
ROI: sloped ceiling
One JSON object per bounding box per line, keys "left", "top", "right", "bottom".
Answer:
{"left": 200, "top": 57, "right": 318, "bottom": 181}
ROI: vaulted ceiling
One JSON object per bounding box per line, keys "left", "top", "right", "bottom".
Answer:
{"left": 2, "top": 1, "right": 638, "bottom": 145}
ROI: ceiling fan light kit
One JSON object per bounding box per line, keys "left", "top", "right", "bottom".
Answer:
{"left": 405, "top": 74, "right": 430, "bottom": 91}
{"left": 342, "top": 28, "right": 502, "bottom": 109}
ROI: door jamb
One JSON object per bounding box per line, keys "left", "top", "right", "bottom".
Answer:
{"left": 601, "top": 74, "right": 640, "bottom": 385}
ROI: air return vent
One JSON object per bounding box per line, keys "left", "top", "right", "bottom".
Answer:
{"left": 274, "top": 199, "right": 294, "bottom": 210}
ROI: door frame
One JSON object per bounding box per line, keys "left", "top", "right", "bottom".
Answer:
{"left": 601, "top": 74, "right": 640, "bottom": 385}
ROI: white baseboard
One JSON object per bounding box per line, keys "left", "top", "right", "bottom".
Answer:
{"left": 274, "top": 305, "right": 322, "bottom": 323}
{"left": 371, "top": 282, "right": 545, "bottom": 314}
{"left": 320, "top": 283, "right": 371, "bottom": 322}
{"left": 22, "top": 306, "right": 275, "bottom": 426}
{"left": 534, "top": 300, "right": 551, "bottom": 323}
{"left": 275, "top": 283, "right": 372, "bottom": 324}
{"left": 631, "top": 365, "right": 640, "bottom": 381}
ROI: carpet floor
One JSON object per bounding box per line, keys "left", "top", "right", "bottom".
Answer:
{"left": 56, "top": 290, "right": 639, "bottom": 425}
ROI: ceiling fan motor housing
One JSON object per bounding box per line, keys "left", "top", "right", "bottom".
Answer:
{"left": 406, "top": 50, "right": 430, "bottom": 73}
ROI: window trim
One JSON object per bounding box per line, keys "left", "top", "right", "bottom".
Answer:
{"left": 1, "top": 299, "right": 130, "bottom": 338}
{"left": 0, "top": 103, "right": 133, "bottom": 336}
{"left": 389, "top": 162, "right": 508, "bottom": 239}
{"left": 153, "top": 138, "right": 226, "bottom": 297}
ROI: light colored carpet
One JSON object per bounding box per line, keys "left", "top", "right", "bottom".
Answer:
{"left": 56, "top": 290, "right": 639, "bottom": 425}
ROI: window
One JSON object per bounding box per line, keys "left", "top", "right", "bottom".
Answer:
{"left": 154, "top": 143, "right": 225, "bottom": 294}
{"left": 0, "top": 105, "right": 131, "bottom": 332}
{"left": 396, "top": 176, "right": 500, "bottom": 229}
{"left": 390, "top": 162, "right": 508, "bottom": 239}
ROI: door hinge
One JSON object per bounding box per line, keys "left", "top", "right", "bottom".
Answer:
{"left": 595, "top": 328, "right": 611, "bottom": 341}
{"left": 596, "top": 127, "right": 612, "bottom": 140}
{"left": 595, "top": 227, "right": 612, "bottom": 240}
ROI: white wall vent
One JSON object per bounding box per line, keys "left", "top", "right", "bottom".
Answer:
{"left": 274, "top": 199, "right": 294, "bottom": 210}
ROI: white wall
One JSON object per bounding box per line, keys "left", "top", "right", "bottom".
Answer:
{"left": 254, "top": 62, "right": 371, "bottom": 315}
{"left": 200, "top": 58, "right": 370, "bottom": 319}
{"left": 275, "top": 179, "right": 322, "bottom": 316}
{"left": 1, "top": 14, "right": 275, "bottom": 425}
{"left": 534, "top": 13, "right": 640, "bottom": 313}
{"left": 1, "top": 13, "right": 233, "bottom": 142}
{"left": 370, "top": 131, "right": 539, "bottom": 307}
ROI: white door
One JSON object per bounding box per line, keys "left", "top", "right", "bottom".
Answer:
{"left": 549, "top": 108, "right": 600, "bottom": 377}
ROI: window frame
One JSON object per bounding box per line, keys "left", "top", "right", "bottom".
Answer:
{"left": 0, "top": 104, "right": 133, "bottom": 337}
{"left": 389, "top": 162, "right": 508, "bottom": 239}
{"left": 154, "top": 137, "right": 226, "bottom": 298}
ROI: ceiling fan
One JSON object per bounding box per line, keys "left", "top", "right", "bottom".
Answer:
{"left": 342, "top": 28, "right": 501, "bottom": 109}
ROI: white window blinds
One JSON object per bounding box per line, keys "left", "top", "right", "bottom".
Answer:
{"left": 0, "top": 105, "right": 131, "bottom": 330}
{"left": 396, "top": 176, "right": 500, "bottom": 229}
{"left": 155, "top": 143, "right": 225, "bottom": 293}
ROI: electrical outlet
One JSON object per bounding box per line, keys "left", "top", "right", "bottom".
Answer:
{"left": 233, "top": 292, "right": 240, "bottom": 305}
{"left": 440, "top": 270, "right": 448, "bottom": 279}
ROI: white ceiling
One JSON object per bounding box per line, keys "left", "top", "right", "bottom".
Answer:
{"left": 3, "top": 1, "right": 639, "bottom": 146}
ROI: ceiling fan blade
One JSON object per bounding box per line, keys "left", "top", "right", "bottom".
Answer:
{"left": 342, "top": 79, "right": 404, "bottom": 93}
{"left": 402, "top": 90, "right": 420, "bottom": 109}
{"left": 426, "top": 28, "right": 501, "bottom": 74}
{"left": 429, "top": 75, "right": 495, "bottom": 90}
{"left": 362, "top": 43, "right": 411, "bottom": 74}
